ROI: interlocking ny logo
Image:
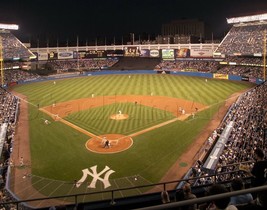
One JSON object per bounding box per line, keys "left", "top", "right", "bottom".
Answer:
{"left": 76, "top": 165, "right": 115, "bottom": 189}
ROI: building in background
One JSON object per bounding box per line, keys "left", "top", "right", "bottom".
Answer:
{"left": 160, "top": 19, "right": 205, "bottom": 44}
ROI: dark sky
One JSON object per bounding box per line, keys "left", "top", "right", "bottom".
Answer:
{"left": 1, "top": 0, "right": 267, "bottom": 46}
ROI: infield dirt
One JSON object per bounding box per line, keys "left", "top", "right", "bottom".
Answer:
{"left": 10, "top": 93, "right": 242, "bottom": 206}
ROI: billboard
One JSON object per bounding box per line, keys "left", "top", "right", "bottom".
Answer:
{"left": 124, "top": 47, "right": 140, "bottom": 57}
{"left": 140, "top": 49, "right": 150, "bottom": 57}
{"left": 150, "top": 49, "right": 160, "bottom": 58}
{"left": 213, "top": 73, "right": 229, "bottom": 80}
{"left": 106, "top": 50, "right": 124, "bottom": 57}
{"left": 77, "top": 51, "right": 86, "bottom": 59}
{"left": 48, "top": 51, "right": 58, "bottom": 60}
{"left": 175, "top": 48, "right": 190, "bottom": 58}
{"left": 38, "top": 52, "right": 48, "bottom": 61}
{"left": 140, "top": 49, "right": 160, "bottom": 58}
{"left": 74, "top": 51, "right": 107, "bottom": 59}
{"left": 161, "top": 49, "right": 174, "bottom": 60}
{"left": 58, "top": 51, "right": 73, "bottom": 59}
{"left": 190, "top": 49, "right": 213, "bottom": 57}
{"left": 85, "top": 50, "right": 107, "bottom": 58}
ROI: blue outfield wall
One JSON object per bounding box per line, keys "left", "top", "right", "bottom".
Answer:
{"left": 16, "top": 70, "right": 263, "bottom": 85}
{"left": 170, "top": 71, "right": 213, "bottom": 78}
{"left": 85, "top": 70, "right": 157, "bottom": 76}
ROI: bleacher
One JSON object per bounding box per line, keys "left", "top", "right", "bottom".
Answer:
{"left": 214, "top": 22, "right": 267, "bottom": 56}
{"left": 0, "top": 30, "right": 34, "bottom": 61}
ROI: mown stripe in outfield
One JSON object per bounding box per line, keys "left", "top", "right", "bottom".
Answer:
{"left": 12, "top": 74, "right": 255, "bottom": 199}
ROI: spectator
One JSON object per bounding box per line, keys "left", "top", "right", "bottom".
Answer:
{"left": 238, "top": 188, "right": 267, "bottom": 210}
{"left": 175, "top": 183, "right": 197, "bottom": 210}
{"left": 183, "top": 182, "right": 197, "bottom": 210}
{"left": 246, "top": 148, "right": 267, "bottom": 187}
{"left": 161, "top": 190, "right": 170, "bottom": 204}
{"left": 206, "top": 184, "right": 237, "bottom": 210}
{"left": 229, "top": 177, "right": 253, "bottom": 205}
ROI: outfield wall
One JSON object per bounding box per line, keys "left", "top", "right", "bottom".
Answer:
{"left": 84, "top": 70, "right": 263, "bottom": 85}
{"left": 15, "top": 70, "right": 263, "bottom": 86}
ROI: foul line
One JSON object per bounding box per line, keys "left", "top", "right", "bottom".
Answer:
{"left": 39, "top": 107, "right": 182, "bottom": 140}
{"left": 40, "top": 108, "right": 98, "bottom": 138}
{"left": 128, "top": 117, "right": 180, "bottom": 137}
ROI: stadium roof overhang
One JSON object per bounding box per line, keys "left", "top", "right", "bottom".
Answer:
{"left": 226, "top": 13, "right": 267, "bottom": 24}
{"left": 0, "top": 23, "right": 19, "bottom": 30}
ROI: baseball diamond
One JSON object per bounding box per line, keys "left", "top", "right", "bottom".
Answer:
{"left": 8, "top": 74, "right": 253, "bottom": 207}
{"left": 40, "top": 95, "right": 208, "bottom": 153}
{"left": 0, "top": 7, "right": 266, "bottom": 209}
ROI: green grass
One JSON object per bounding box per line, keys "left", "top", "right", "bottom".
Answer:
{"left": 11, "top": 74, "right": 254, "bottom": 199}
{"left": 65, "top": 102, "right": 174, "bottom": 135}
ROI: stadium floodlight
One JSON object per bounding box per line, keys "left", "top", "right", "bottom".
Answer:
{"left": 227, "top": 13, "right": 267, "bottom": 24}
{"left": 0, "top": 23, "right": 19, "bottom": 30}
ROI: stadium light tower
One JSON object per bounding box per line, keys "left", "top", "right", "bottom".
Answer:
{"left": 0, "top": 23, "right": 19, "bottom": 87}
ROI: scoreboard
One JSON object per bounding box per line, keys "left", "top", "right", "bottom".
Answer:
{"left": 85, "top": 50, "right": 107, "bottom": 58}
{"left": 75, "top": 50, "right": 107, "bottom": 59}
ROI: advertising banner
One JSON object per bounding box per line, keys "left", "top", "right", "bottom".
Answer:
{"left": 58, "top": 51, "right": 73, "bottom": 59}
{"left": 85, "top": 50, "right": 107, "bottom": 58}
{"left": 106, "top": 50, "right": 124, "bottom": 57}
{"left": 124, "top": 47, "right": 140, "bottom": 57}
{"left": 78, "top": 51, "right": 86, "bottom": 59}
{"left": 213, "top": 73, "right": 229, "bottom": 80}
{"left": 190, "top": 49, "right": 213, "bottom": 57}
{"left": 140, "top": 49, "right": 150, "bottom": 57}
{"left": 48, "top": 51, "right": 58, "bottom": 60}
{"left": 38, "top": 52, "right": 48, "bottom": 61}
{"left": 150, "top": 49, "right": 160, "bottom": 58}
{"left": 162, "top": 49, "right": 174, "bottom": 60}
{"left": 175, "top": 48, "right": 190, "bottom": 58}
{"left": 241, "top": 76, "right": 249, "bottom": 82}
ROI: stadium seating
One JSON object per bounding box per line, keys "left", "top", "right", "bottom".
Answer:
{"left": 214, "top": 23, "right": 267, "bottom": 55}
{"left": 0, "top": 30, "right": 34, "bottom": 61}
{"left": 0, "top": 15, "right": 267, "bottom": 210}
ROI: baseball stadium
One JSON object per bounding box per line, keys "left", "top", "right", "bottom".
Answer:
{"left": 0, "top": 12, "right": 267, "bottom": 210}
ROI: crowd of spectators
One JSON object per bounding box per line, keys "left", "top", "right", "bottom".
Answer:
{"left": 0, "top": 31, "right": 33, "bottom": 60}
{"left": 46, "top": 58, "right": 118, "bottom": 71}
{"left": 223, "top": 57, "right": 263, "bottom": 65}
{"left": 217, "top": 81, "right": 266, "bottom": 165}
{"left": 1, "top": 70, "right": 41, "bottom": 86}
{"left": 214, "top": 23, "right": 267, "bottom": 55}
{"left": 217, "top": 65, "right": 263, "bottom": 78}
{"left": 155, "top": 56, "right": 265, "bottom": 79}
{"left": 181, "top": 80, "right": 267, "bottom": 202}
{"left": 0, "top": 21, "right": 266, "bottom": 209}
{"left": 0, "top": 87, "right": 20, "bottom": 209}
{"left": 0, "top": 66, "right": 266, "bottom": 209}
{"left": 155, "top": 60, "right": 220, "bottom": 72}
{"left": 168, "top": 79, "right": 267, "bottom": 210}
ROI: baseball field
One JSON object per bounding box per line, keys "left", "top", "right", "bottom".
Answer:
{"left": 9, "top": 73, "right": 254, "bottom": 204}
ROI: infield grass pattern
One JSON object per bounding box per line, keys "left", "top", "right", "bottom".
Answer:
{"left": 11, "top": 74, "right": 254, "bottom": 200}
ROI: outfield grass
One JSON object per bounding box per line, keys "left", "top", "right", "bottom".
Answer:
{"left": 11, "top": 74, "right": 254, "bottom": 199}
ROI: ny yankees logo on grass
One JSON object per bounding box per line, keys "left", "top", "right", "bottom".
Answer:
{"left": 76, "top": 165, "right": 115, "bottom": 189}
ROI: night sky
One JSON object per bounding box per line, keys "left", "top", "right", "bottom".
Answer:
{"left": 0, "top": 0, "right": 267, "bottom": 46}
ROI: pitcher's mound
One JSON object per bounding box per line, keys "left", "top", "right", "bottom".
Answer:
{"left": 86, "top": 134, "right": 133, "bottom": 154}
{"left": 110, "top": 114, "right": 129, "bottom": 120}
